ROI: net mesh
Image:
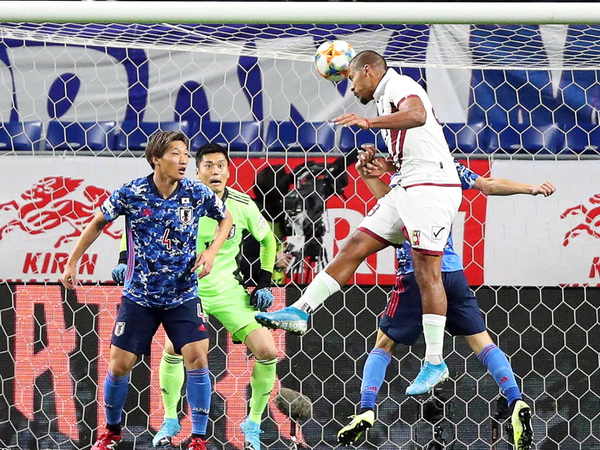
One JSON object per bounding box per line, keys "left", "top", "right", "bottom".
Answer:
{"left": 0, "top": 20, "right": 599, "bottom": 450}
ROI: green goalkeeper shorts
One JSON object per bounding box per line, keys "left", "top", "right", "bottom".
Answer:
{"left": 201, "top": 285, "right": 262, "bottom": 344}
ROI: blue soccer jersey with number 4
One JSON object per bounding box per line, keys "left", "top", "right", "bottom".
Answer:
{"left": 101, "top": 175, "right": 226, "bottom": 308}
{"left": 395, "top": 161, "right": 480, "bottom": 275}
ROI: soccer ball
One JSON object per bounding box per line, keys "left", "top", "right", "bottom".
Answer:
{"left": 314, "top": 40, "right": 356, "bottom": 82}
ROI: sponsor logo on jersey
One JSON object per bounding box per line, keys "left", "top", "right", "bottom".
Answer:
{"left": 432, "top": 226, "right": 445, "bottom": 240}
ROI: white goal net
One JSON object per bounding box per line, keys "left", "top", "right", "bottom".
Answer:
{"left": 0, "top": 4, "right": 599, "bottom": 450}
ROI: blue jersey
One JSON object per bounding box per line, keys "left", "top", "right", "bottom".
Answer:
{"left": 396, "top": 161, "right": 479, "bottom": 275}
{"left": 101, "top": 175, "right": 227, "bottom": 308}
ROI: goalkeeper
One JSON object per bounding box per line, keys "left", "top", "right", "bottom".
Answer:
{"left": 337, "top": 147, "right": 555, "bottom": 450}
{"left": 112, "top": 143, "right": 278, "bottom": 450}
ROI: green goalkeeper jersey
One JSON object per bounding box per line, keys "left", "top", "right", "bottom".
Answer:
{"left": 196, "top": 187, "right": 272, "bottom": 298}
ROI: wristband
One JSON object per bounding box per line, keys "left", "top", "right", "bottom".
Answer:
{"left": 365, "top": 118, "right": 372, "bottom": 130}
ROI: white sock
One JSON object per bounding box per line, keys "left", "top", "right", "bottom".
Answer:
{"left": 422, "top": 314, "right": 446, "bottom": 365}
{"left": 292, "top": 271, "right": 341, "bottom": 313}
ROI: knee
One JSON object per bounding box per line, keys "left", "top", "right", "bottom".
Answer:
{"left": 109, "top": 360, "right": 134, "bottom": 377}
{"left": 184, "top": 353, "right": 208, "bottom": 370}
{"left": 253, "top": 343, "right": 277, "bottom": 361}
{"left": 164, "top": 339, "right": 176, "bottom": 356}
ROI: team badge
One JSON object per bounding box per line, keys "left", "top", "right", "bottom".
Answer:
{"left": 411, "top": 230, "right": 421, "bottom": 246}
{"left": 228, "top": 224, "right": 236, "bottom": 239}
{"left": 114, "top": 322, "right": 125, "bottom": 337}
{"left": 178, "top": 206, "right": 193, "bottom": 224}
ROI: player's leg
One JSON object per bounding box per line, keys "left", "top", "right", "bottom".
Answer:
{"left": 406, "top": 252, "right": 450, "bottom": 395}
{"left": 94, "top": 297, "right": 159, "bottom": 450}
{"left": 213, "top": 289, "right": 277, "bottom": 450}
{"left": 401, "top": 186, "right": 460, "bottom": 396}
{"left": 338, "top": 330, "right": 395, "bottom": 446}
{"left": 443, "top": 270, "right": 532, "bottom": 449}
{"left": 162, "top": 298, "right": 211, "bottom": 450}
{"left": 242, "top": 326, "right": 278, "bottom": 450}
{"left": 256, "top": 230, "right": 386, "bottom": 334}
{"left": 256, "top": 193, "right": 405, "bottom": 334}
{"left": 465, "top": 332, "right": 532, "bottom": 450}
{"left": 153, "top": 334, "right": 184, "bottom": 448}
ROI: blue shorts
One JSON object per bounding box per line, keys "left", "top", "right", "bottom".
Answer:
{"left": 111, "top": 296, "right": 209, "bottom": 356}
{"left": 379, "top": 270, "right": 485, "bottom": 346}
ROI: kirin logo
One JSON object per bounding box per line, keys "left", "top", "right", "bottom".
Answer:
{"left": 560, "top": 193, "right": 600, "bottom": 246}
{"left": 0, "top": 176, "right": 121, "bottom": 247}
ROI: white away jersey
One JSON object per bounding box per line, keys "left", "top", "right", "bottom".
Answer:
{"left": 374, "top": 68, "right": 459, "bottom": 188}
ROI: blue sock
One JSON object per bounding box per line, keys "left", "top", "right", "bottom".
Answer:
{"left": 478, "top": 344, "right": 522, "bottom": 406}
{"left": 360, "top": 348, "right": 392, "bottom": 411}
{"left": 186, "top": 368, "right": 211, "bottom": 435}
{"left": 104, "top": 371, "right": 130, "bottom": 428}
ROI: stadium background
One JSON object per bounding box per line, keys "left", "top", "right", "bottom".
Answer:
{"left": 0, "top": 21, "right": 599, "bottom": 449}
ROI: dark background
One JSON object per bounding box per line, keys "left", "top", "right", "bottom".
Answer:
{"left": 1, "top": 283, "right": 598, "bottom": 449}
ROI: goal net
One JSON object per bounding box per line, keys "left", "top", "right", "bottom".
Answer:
{"left": 0, "top": 3, "right": 598, "bottom": 450}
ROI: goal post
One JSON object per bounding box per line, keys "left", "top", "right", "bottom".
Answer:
{"left": 0, "top": 5, "right": 599, "bottom": 450}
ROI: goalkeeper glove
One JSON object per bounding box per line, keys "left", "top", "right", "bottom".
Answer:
{"left": 250, "top": 269, "right": 274, "bottom": 311}
{"left": 111, "top": 263, "right": 127, "bottom": 284}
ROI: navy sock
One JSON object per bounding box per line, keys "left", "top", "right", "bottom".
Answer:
{"left": 478, "top": 344, "right": 522, "bottom": 406}
{"left": 360, "top": 348, "right": 392, "bottom": 411}
{"left": 104, "top": 371, "right": 129, "bottom": 431}
{"left": 187, "top": 368, "right": 211, "bottom": 435}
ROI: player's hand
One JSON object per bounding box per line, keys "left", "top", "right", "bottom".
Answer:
{"left": 356, "top": 145, "right": 377, "bottom": 178}
{"left": 531, "top": 182, "right": 556, "bottom": 197}
{"left": 333, "top": 113, "right": 370, "bottom": 130}
{"left": 61, "top": 263, "right": 77, "bottom": 290}
{"left": 275, "top": 251, "right": 293, "bottom": 271}
{"left": 194, "top": 249, "right": 216, "bottom": 279}
{"left": 250, "top": 287, "right": 274, "bottom": 311}
{"left": 111, "top": 263, "right": 127, "bottom": 284}
{"left": 249, "top": 269, "right": 275, "bottom": 311}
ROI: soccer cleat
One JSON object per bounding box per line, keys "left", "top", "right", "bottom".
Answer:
{"left": 337, "top": 410, "right": 375, "bottom": 446}
{"left": 255, "top": 307, "right": 309, "bottom": 335}
{"left": 405, "top": 361, "right": 449, "bottom": 396}
{"left": 186, "top": 437, "right": 209, "bottom": 450}
{"left": 240, "top": 418, "right": 263, "bottom": 450}
{"left": 153, "top": 418, "right": 182, "bottom": 448}
{"left": 510, "top": 400, "right": 533, "bottom": 450}
{"left": 91, "top": 429, "right": 122, "bottom": 450}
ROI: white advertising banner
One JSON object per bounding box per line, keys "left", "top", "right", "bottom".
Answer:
{"left": 484, "top": 160, "right": 600, "bottom": 286}
{"left": 0, "top": 155, "right": 182, "bottom": 283}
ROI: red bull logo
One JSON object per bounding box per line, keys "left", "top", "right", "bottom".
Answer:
{"left": 560, "top": 193, "right": 600, "bottom": 246}
{"left": 0, "top": 176, "right": 121, "bottom": 248}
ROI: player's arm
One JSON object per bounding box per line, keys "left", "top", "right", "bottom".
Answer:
{"left": 194, "top": 208, "right": 233, "bottom": 278}
{"left": 474, "top": 177, "right": 556, "bottom": 197}
{"left": 334, "top": 97, "right": 426, "bottom": 131}
{"left": 112, "top": 231, "right": 128, "bottom": 284}
{"left": 62, "top": 210, "right": 109, "bottom": 289}
{"left": 246, "top": 202, "right": 278, "bottom": 310}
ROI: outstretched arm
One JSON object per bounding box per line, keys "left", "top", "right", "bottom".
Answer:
{"left": 62, "top": 210, "right": 109, "bottom": 289}
{"left": 333, "top": 96, "right": 426, "bottom": 131}
{"left": 474, "top": 177, "right": 556, "bottom": 196}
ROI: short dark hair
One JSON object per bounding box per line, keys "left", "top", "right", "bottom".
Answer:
{"left": 349, "top": 50, "right": 388, "bottom": 73}
{"left": 145, "top": 130, "right": 189, "bottom": 169}
{"left": 195, "top": 143, "right": 230, "bottom": 168}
